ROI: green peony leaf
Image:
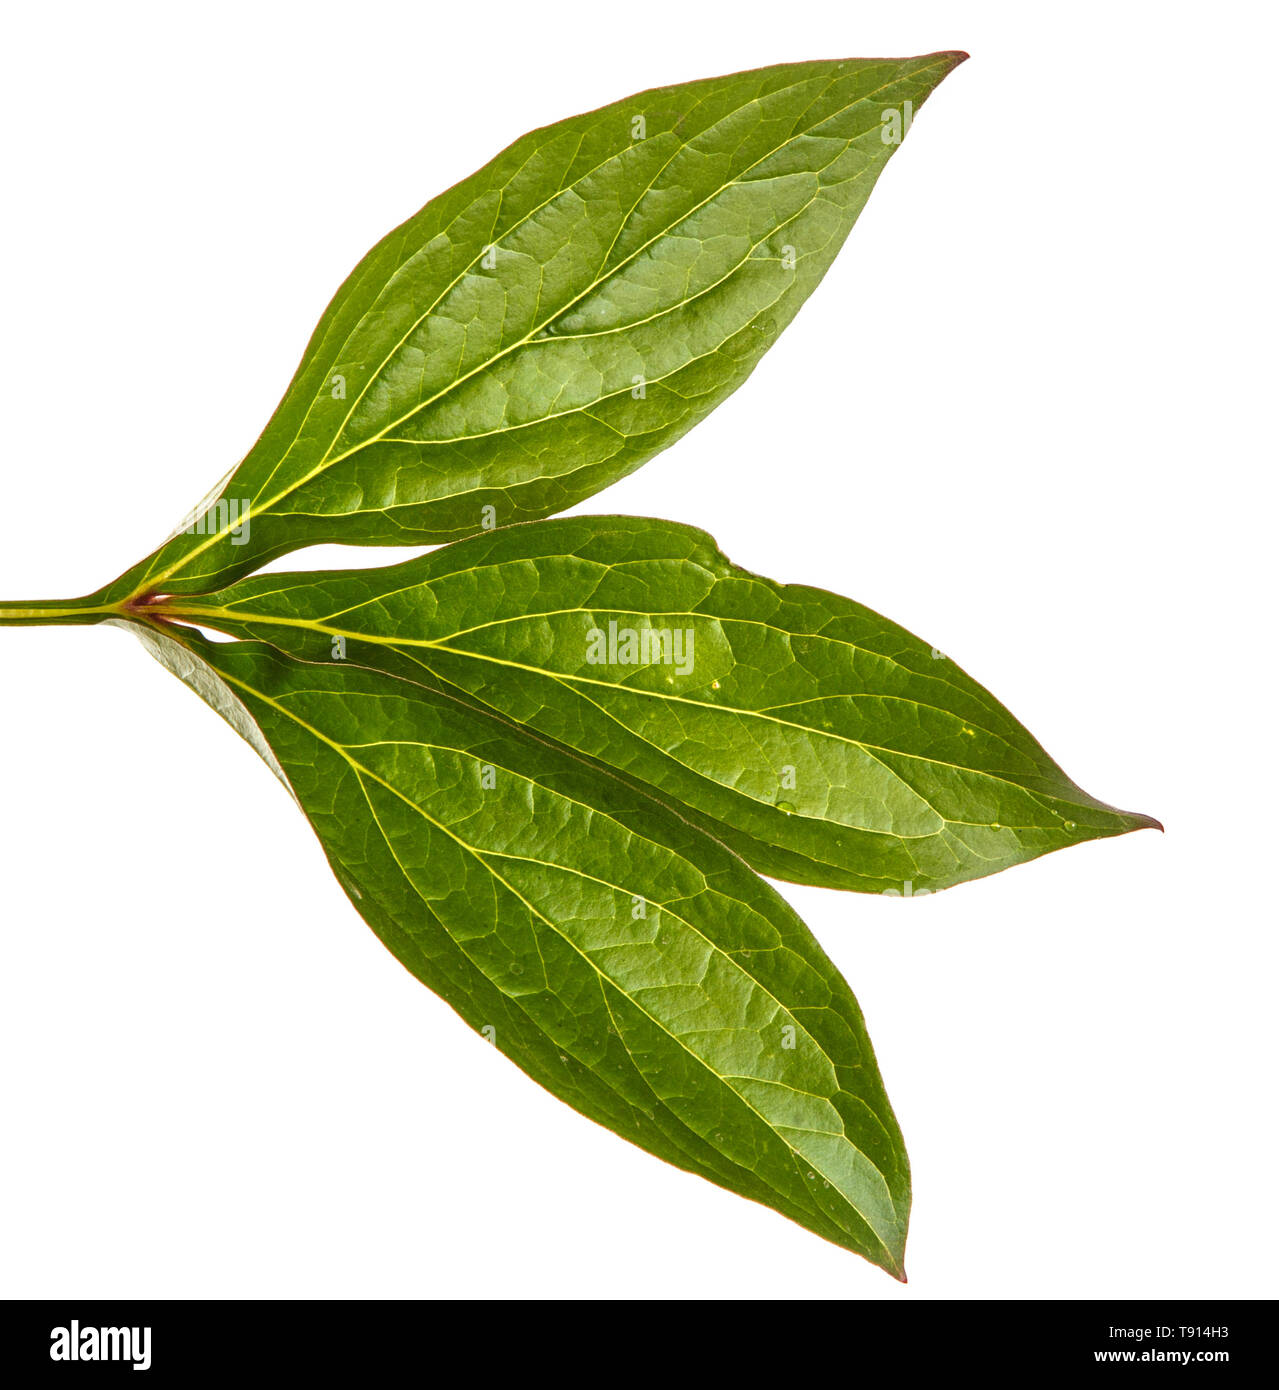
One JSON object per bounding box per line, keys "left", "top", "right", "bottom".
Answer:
{"left": 158, "top": 516, "right": 1159, "bottom": 893}
{"left": 1, "top": 52, "right": 1164, "bottom": 1275}
{"left": 100, "top": 53, "right": 965, "bottom": 601}
{"left": 134, "top": 622, "right": 913, "bottom": 1275}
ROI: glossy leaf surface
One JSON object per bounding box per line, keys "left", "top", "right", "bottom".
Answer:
{"left": 105, "top": 53, "right": 965, "bottom": 600}
{"left": 134, "top": 623, "right": 912, "bottom": 1273}
{"left": 163, "top": 517, "right": 1160, "bottom": 893}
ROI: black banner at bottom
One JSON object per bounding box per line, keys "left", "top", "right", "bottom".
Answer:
{"left": 1, "top": 1298, "right": 1265, "bottom": 1377}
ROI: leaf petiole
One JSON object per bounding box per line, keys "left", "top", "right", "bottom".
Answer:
{"left": 0, "top": 595, "right": 118, "bottom": 627}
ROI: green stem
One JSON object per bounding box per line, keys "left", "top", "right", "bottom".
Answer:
{"left": 0, "top": 593, "right": 119, "bottom": 627}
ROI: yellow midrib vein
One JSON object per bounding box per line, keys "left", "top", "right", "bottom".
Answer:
{"left": 167, "top": 599, "right": 1082, "bottom": 834}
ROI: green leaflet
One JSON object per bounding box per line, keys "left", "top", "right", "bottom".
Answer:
{"left": 98, "top": 53, "right": 965, "bottom": 602}
{"left": 160, "top": 516, "right": 1160, "bottom": 893}
{"left": 133, "top": 622, "right": 912, "bottom": 1274}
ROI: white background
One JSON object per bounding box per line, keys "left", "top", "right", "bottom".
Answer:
{"left": 1, "top": 1, "right": 1274, "bottom": 1300}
